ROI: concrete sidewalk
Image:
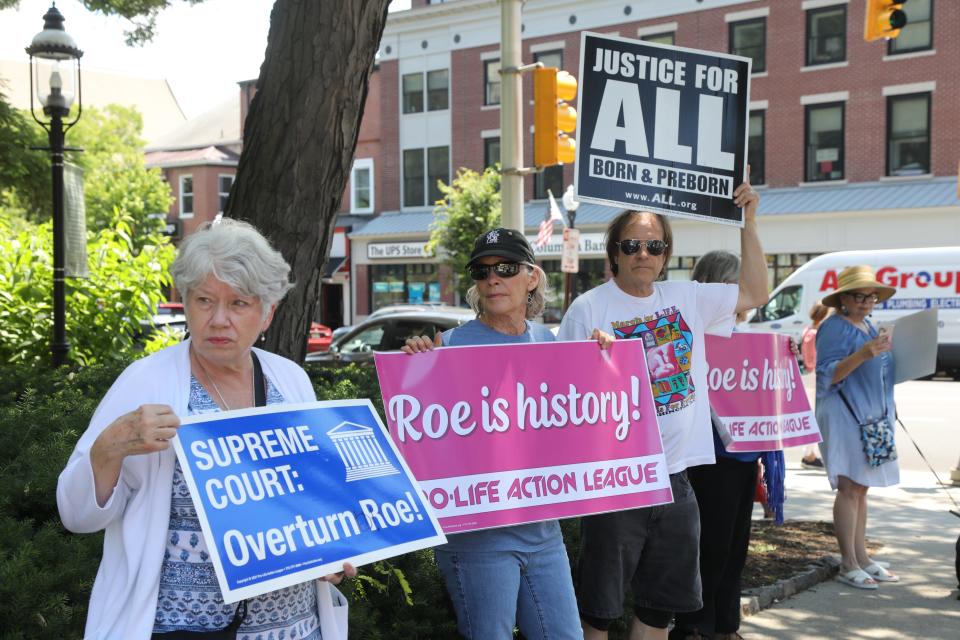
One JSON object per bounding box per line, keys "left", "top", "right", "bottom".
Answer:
{"left": 740, "top": 467, "right": 960, "bottom": 639}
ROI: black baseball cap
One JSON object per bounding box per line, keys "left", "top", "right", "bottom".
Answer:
{"left": 467, "top": 227, "right": 535, "bottom": 267}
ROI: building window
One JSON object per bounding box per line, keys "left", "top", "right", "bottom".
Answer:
{"left": 427, "top": 146, "right": 449, "bottom": 204}
{"left": 889, "top": 0, "right": 933, "bottom": 55}
{"left": 667, "top": 256, "right": 697, "bottom": 281}
{"left": 887, "top": 93, "right": 931, "bottom": 176}
{"left": 427, "top": 69, "right": 449, "bottom": 111}
{"left": 641, "top": 32, "right": 675, "bottom": 46}
{"left": 370, "top": 263, "right": 440, "bottom": 311}
{"left": 179, "top": 175, "right": 193, "bottom": 218}
{"left": 351, "top": 158, "right": 374, "bottom": 213}
{"left": 217, "top": 174, "right": 233, "bottom": 214}
{"left": 403, "top": 149, "right": 424, "bottom": 207}
{"left": 748, "top": 111, "right": 765, "bottom": 185}
{"left": 805, "top": 102, "right": 845, "bottom": 182}
{"left": 403, "top": 147, "right": 449, "bottom": 207}
{"left": 484, "top": 59, "right": 501, "bottom": 106}
{"left": 806, "top": 5, "right": 847, "bottom": 66}
{"left": 402, "top": 72, "right": 424, "bottom": 114}
{"left": 767, "top": 253, "right": 822, "bottom": 288}
{"left": 729, "top": 18, "right": 766, "bottom": 73}
{"left": 484, "top": 137, "right": 500, "bottom": 169}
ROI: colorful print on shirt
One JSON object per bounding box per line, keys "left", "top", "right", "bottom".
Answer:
{"left": 611, "top": 306, "right": 696, "bottom": 416}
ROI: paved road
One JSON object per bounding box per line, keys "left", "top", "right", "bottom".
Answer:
{"left": 741, "top": 469, "right": 960, "bottom": 639}
{"left": 791, "top": 376, "right": 960, "bottom": 477}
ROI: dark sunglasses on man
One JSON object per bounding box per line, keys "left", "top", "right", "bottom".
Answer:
{"left": 468, "top": 262, "right": 527, "bottom": 281}
{"left": 614, "top": 239, "right": 669, "bottom": 256}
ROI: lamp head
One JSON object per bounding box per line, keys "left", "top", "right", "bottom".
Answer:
{"left": 25, "top": 4, "right": 83, "bottom": 61}
{"left": 562, "top": 184, "right": 579, "bottom": 212}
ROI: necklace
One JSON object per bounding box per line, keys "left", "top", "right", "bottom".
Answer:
{"left": 191, "top": 348, "right": 251, "bottom": 411}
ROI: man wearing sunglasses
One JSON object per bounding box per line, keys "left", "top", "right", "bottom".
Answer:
{"left": 557, "top": 176, "right": 768, "bottom": 640}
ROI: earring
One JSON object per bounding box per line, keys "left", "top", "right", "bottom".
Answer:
{"left": 840, "top": 305, "right": 849, "bottom": 316}
{"left": 527, "top": 292, "right": 533, "bottom": 305}
{"left": 259, "top": 332, "right": 266, "bottom": 342}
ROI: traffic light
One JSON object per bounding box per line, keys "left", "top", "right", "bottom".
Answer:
{"left": 864, "top": 0, "right": 908, "bottom": 42}
{"left": 534, "top": 67, "right": 578, "bottom": 167}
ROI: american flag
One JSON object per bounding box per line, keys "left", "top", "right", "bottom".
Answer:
{"left": 536, "top": 189, "right": 564, "bottom": 249}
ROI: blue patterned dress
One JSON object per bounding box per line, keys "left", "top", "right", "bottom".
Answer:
{"left": 815, "top": 315, "right": 899, "bottom": 491}
{"left": 152, "top": 376, "right": 320, "bottom": 639}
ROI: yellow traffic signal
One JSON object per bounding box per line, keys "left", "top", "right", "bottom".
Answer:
{"left": 534, "top": 67, "right": 578, "bottom": 167}
{"left": 864, "top": 0, "right": 908, "bottom": 42}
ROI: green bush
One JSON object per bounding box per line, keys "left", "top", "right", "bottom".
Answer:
{"left": 0, "top": 210, "right": 176, "bottom": 367}
{"left": 0, "top": 359, "right": 634, "bottom": 639}
{"left": 0, "top": 360, "right": 127, "bottom": 638}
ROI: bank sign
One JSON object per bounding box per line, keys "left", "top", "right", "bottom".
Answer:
{"left": 575, "top": 32, "right": 751, "bottom": 227}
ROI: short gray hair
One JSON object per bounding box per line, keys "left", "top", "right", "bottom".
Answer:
{"left": 171, "top": 218, "right": 294, "bottom": 311}
{"left": 465, "top": 264, "right": 549, "bottom": 320}
{"left": 692, "top": 250, "right": 741, "bottom": 285}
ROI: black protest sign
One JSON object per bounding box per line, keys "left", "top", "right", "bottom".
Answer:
{"left": 574, "top": 32, "right": 751, "bottom": 227}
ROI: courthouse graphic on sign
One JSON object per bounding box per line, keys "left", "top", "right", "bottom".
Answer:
{"left": 327, "top": 421, "right": 400, "bottom": 482}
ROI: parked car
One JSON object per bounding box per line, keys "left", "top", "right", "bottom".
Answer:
{"left": 307, "top": 322, "right": 334, "bottom": 353}
{"left": 328, "top": 304, "right": 468, "bottom": 344}
{"left": 305, "top": 308, "right": 474, "bottom": 366}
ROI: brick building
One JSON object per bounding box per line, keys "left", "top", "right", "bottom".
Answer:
{"left": 343, "top": 0, "right": 959, "bottom": 323}
{"left": 146, "top": 83, "right": 357, "bottom": 328}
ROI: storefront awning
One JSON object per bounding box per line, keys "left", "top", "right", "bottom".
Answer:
{"left": 349, "top": 177, "right": 959, "bottom": 238}
{"left": 322, "top": 256, "right": 348, "bottom": 278}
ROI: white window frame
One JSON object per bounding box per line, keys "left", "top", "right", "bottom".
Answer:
{"left": 351, "top": 158, "right": 375, "bottom": 214}
{"left": 217, "top": 174, "right": 233, "bottom": 215}
{"left": 179, "top": 174, "right": 194, "bottom": 219}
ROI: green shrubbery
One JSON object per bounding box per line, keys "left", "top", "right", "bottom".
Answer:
{"left": 1, "top": 360, "right": 634, "bottom": 638}
{"left": 0, "top": 360, "right": 125, "bottom": 638}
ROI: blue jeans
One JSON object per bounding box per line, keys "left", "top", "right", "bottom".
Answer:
{"left": 435, "top": 533, "right": 582, "bottom": 639}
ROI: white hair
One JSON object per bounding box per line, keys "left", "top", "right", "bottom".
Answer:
{"left": 171, "top": 219, "right": 293, "bottom": 314}
{"left": 465, "top": 264, "right": 549, "bottom": 320}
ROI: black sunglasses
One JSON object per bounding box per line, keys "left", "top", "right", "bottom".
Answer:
{"left": 614, "top": 239, "right": 668, "bottom": 256}
{"left": 468, "top": 262, "right": 526, "bottom": 281}
{"left": 848, "top": 292, "right": 880, "bottom": 304}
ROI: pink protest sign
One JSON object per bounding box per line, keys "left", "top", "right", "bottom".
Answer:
{"left": 705, "top": 333, "right": 822, "bottom": 452}
{"left": 374, "top": 340, "right": 670, "bottom": 534}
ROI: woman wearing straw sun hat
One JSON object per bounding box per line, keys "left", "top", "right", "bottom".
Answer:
{"left": 815, "top": 265, "right": 900, "bottom": 590}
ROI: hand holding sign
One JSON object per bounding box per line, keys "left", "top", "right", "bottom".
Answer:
{"left": 733, "top": 165, "right": 759, "bottom": 223}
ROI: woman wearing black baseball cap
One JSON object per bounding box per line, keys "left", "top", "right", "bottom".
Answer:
{"left": 404, "top": 227, "right": 610, "bottom": 640}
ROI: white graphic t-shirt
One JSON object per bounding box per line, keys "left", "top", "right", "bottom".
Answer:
{"left": 558, "top": 279, "right": 738, "bottom": 474}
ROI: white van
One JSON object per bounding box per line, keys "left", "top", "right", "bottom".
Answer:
{"left": 746, "top": 247, "right": 960, "bottom": 374}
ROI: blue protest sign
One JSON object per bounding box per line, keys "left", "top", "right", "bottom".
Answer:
{"left": 173, "top": 399, "right": 446, "bottom": 603}
{"left": 574, "top": 32, "right": 751, "bottom": 227}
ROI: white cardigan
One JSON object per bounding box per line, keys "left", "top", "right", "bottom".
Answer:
{"left": 57, "top": 340, "right": 325, "bottom": 639}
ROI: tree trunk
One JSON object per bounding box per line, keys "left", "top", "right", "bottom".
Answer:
{"left": 227, "top": 0, "right": 390, "bottom": 362}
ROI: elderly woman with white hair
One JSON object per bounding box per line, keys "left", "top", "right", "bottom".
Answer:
{"left": 57, "top": 219, "right": 353, "bottom": 640}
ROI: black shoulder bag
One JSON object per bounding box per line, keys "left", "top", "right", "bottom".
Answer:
{"left": 151, "top": 353, "right": 266, "bottom": 639}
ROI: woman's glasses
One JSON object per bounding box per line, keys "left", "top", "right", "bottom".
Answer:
{"left": 614, "top": 239, "right": 669, "bottom": 256}
{"left": 849, "top": 292, "right": 880, "bottom": 304}
{"left": 468, "top": 262, "right": 525, "bottom": 281}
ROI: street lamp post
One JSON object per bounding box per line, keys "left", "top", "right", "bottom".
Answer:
{"left": 26, "top": 4, "right": 83, "bottom": 367}
{"left": 562, "top": 185, "right": 580, "bottom": 311}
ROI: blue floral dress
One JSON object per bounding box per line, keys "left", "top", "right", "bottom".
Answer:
{"left": 152, "top": 376, "right": 320, "bottom": 639}
{"left": 815, "top": 315, "right": 899, "bottom": 490}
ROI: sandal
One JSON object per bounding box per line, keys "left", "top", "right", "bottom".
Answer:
{"left": 863, "top": 562, "right": 900, "bottom": 582}
{"left": 836, "top": 568, "right": 879, "bottom": 590}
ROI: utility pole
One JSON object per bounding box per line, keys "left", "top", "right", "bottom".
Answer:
{"left": 499, "top": 0, "right": 524, "bottom": 232}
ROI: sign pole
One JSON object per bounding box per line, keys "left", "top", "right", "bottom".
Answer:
{"left": 499, "top": 0, "right": 524, "bottom": 232}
